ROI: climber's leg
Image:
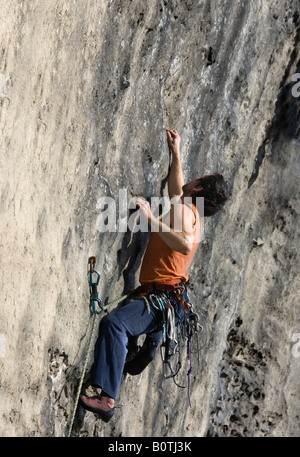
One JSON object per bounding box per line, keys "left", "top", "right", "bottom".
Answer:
{"left": 90, "top": 297, "right": 160, "bottom": 399}
{"left": 124, "top": 330, "right": 163, "bottom": 375}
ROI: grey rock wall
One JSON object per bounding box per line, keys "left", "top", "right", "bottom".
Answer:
{"left": 0, "top": 0, "right": 299, "bottom": 437}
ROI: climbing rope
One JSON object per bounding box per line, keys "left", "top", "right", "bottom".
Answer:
{"left": 66, "top": 256, "right": 150, "bottom": 437}
{"left": 66, "top": 309, "right": 98, "bottom": 437}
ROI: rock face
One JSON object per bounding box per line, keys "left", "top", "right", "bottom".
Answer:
{"left": 0, "top": 0, "right": 299, "bottom": 437}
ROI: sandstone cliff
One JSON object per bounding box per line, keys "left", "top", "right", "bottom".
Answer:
{"left": 0, "top": 0, "right": 299, "bottom": 437}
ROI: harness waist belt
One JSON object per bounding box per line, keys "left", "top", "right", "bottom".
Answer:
{"left": 138, "top": 282, "right": 185, "bottom": 294}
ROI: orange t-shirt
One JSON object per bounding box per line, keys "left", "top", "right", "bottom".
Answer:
{"left": 139, "top": 204, "right": 201, "bottom": 285}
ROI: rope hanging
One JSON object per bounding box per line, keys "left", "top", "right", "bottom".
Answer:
{"left": 67, "top": 257, "right": 150, "bottom": 437}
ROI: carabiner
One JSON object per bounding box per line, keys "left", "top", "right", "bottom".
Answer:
{"left": 90, "top": 295, "right": 104, "bottom": 314}
{"left": 187, "top": 311, "right": 203, "bottom": 334}
{"left": 89, "top": 269, "right": 100, "bottom": 287}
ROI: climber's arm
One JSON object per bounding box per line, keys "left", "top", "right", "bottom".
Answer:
{"left": 166, "top": 129, "right": 184, "bottom": 199}
{"left": 136, "top": 197, "right": 195, "bottom": 255}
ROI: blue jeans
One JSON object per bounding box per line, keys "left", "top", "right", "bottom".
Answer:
{"left": 90, "top": 290, "right": 188, "bottom": 399}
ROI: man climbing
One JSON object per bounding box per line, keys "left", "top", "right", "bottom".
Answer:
{"left": 80, "top": 129, "right": 229, "bottom": 422}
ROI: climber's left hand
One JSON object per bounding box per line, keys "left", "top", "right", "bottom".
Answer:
{"left": 136, "top": 197, "right": 153, "bottom": 224}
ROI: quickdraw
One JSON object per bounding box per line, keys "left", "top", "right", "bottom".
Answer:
{"left": 88, "top": 256, "right": 104, "bottom": 314}
{"left": 186, "top": 310, "right": 203, "bottom": 407}
{"left": 147, "top": 293, "right": 180, "bottom": 379}
{"left": 161, "top": 302, "right": 181, "bottom": 380}
{"left": 147, "top": 290, "right": 204, "bottom": 405}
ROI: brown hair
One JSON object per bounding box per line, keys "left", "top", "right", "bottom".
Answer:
{"left": 192, "top": 173, "right": 229, "bottom": 217}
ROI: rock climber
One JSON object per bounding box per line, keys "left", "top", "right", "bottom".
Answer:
{"left": 79, "top": 128, "right": 229, "bottom": 422}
